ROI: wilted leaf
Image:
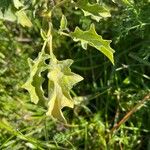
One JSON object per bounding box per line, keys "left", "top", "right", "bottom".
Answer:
{"left": 47, "top": 58, "right": 83, "bottom": 123}
{"left": 76, "top": 0, "right": 111, "bottom": 22}
{"left": 23, "top": 51, "right": 83, "bottom": 122}
{"left": 71, "top": 24, "right": 115, "bottom": 64}
{"left": 22, "top": 50, "right": 49, "bottom": 104}
{"left": 15, "top": 9, "right": 32, "bottom": 27}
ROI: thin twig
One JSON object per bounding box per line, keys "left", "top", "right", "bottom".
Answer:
{"left": 110, "top": 93, "right": 150, "bottom": 133}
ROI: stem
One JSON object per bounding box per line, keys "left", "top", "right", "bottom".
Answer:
{"left": 59, "top": 31, "right": 70, "bottom": 37}
{"left": 41, "top": 40, "right": 47, "bottom": 54}
{"left": 47, "top": 23, "right": 54, "bottom": 58}
{"left": 110, "top": 93, "right": 150, "bottom": 133}
{"left": 47, "top": 22, "right": 56, "bottom": 102}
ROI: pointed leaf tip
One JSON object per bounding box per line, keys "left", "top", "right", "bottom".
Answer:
{"left": 71, "top": 24, "right": 115, "bottom": 64}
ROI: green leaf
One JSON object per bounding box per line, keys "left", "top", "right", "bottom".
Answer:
{"left": 60, "top": 15, "right": 68, "bottom": 31}
{"left": 70, "top": 24, "right": 115, "bottom": 64}
{"left": 0, "top": 8, "right": 16, "bottom": 22}
{"left": 112, "top": 0, "right": 133, "bottom": 6}
{"left": 76, "top": 0, "right": 111, "bottom": 22}
{"left": 47, "top": 58, "right": 83, "bottom": 123}
{"left": 123, "top": 77, "right": 130, "bottom": 84}
{"left": 22, "top": 50, "right": 49, "bottom": 104}
{"left": 15, "top": 9, "right": 32, "bottom": 27}
{"left": 13, "top": 0, "right": 23, "bottom": 9}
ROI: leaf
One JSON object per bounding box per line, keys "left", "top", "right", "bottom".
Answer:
{"left": 13, "top": 0, "right": 23, "bottom": 9}
{"left": 70, "top": 24, "right": 115, "bottom": 64}
{"left": 15, "top": 9, "right": 32, "bottom": 27}
{"left": 112, "top": 0, "right": 133, "bottom": 6}
{"left": 0, "top": 8, "right": 16, "bottom": 22}
{"left": 46, "top": 58, "right": 83, "bottom": 123}
{"left": 76, "top": 0, "right": 111, "bottom": 22}
{"left": 81, "top": 41, "right": 88, "bottom": 50}
{"left": 22, "top": 50, "right": 49, "bottom": 104}
{"left": 23, "top": 51, "right": 83, "bottom": 122}
{"left": 60, "top": 15, "right": 68, "bottom": 31}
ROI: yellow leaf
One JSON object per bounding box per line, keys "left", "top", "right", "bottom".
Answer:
{"left": 46, "top": 59, "right": 83, "bottom": 123}
{"left": 15, "top": 9, "right": 32, "bottom": 27}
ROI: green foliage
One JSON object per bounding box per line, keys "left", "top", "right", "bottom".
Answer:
{"left": 20, "top": 0, "right": 115, "bottom": 122}
{"left": 0, "top": 0, "right": 32, "bottom": 27}
{"left": 13, "top": 0, "right": 23, "bottom": 9}
{"left": 76, "top": 0, "right": 111, "bottom": 21}
{"left": 15, "top": 9, "right": 32, "bottom": 27}
{"left": 22, "top": 50, "right": 49, "bottom": 104}
{"left": 0, "top": 0, "right": 11, "bottom": 13}
{"left": 0, "top": 0, "right": 150, "bottom": 149}
{"left": 71, "top": 24, "right": 115, "bottom": 64}
{"left": 47, "top": 58, "right": 83, "bottom": 123}
{"left": 60, "top": 15, "right": 68, "bottom": 31}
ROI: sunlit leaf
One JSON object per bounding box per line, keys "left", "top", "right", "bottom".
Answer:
{"left": 112, "top": 0, "right": 133, "bottom": 6}
{"left": 0, "top": 8, "right": 16, "bottom": 22}
{"left": 13, "top": 0, "right": 23, "bottom": 9}
{"left": 60, "top": 14, "right": 68, "bottom": 31}
{"left": 123, "top": 77, "right": 130, "bottom": 84}
{"left": 47, "top": 58, "right": 83, "bottom": 123}
{"left": 22, "top": 50, "right": 49, "bottom": 104}
{"left": 23, "top": 51, "right": 83, "bottom": 122}
{"left": 15, "top": 9, "right": 32, "bottom": 27}
{"left": 71, "top": 24, "right": 115, "bottom": 64}
{"left": 76, "top": 0, "right": 111, "bottom": 22}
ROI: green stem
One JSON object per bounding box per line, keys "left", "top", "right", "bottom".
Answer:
{"left": 59, "top": 31, "right": 70, "bottom": 37}
{"left": 41, "top": 40, "right": 47, "bottom": 54}
{"left": 47, "top": 22, "right": 55, "bottom": 102}
{"left": 47, "top": 23, "right": 54, "bottom": 58}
